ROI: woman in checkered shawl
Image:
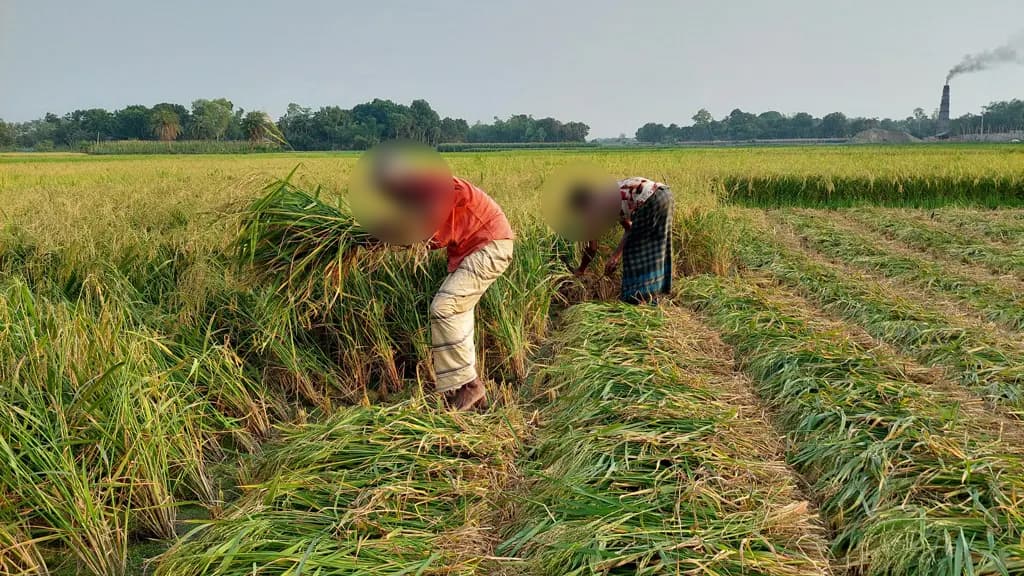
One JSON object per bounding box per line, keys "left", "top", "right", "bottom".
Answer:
{"left": 573, "top": 177, "right": 673, "bottom": 303}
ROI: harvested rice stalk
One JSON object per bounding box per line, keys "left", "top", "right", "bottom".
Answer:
{"left": 778, "top": 210, "right": 1024, "bottom": 330}
{"left": 680, "top": 274, "right": 1024, "bottom": 575}
{"left": 846, "top": 208, "right": 1024, "bottom": 279}
{"left": 0, "top": 520, "right": 50, "bottom": 576}
{"left": 156, "top": 401, "right": 524, "bottom": 576}
{"left": 499, "top": 303, "right": 833, "bottom": 576}
{"left": 737, "top": 210, "right": 1024, "bottom": 419}
{"left": 235, "top": 172, "right": 376, "bottom": 307}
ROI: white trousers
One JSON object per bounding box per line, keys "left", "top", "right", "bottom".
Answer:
{"left": 429, "top": 239, "right": 514, "bottom": 393}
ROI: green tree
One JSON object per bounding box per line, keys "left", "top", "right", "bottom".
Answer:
{"left": 819, "top": 112, "right": 849, "bottom": 138}
{"left": 790, "top": 112, "right": 817, "bottom": 138}
{"left": 150, "top": 108, "right": 182, "bottom": 141}
{"left": 114, "top": 105, "right": 152, "bottom": 140}
{"left": 190, "top": 98, "right": 234, "bottom": 140}
{"left": 692, "top": 109, "right": 713, "bottom": 139}
{"left": 635, "top": 122, "right": 668, "bottom": 142}
{"left": 409, "top": 99, "right": 441, "bottom": 144}
{"left": 0, "top": 120, "right": 13, "bottom": 148}
{"left": 439, "top": 117, "right": 468, "bottom": 142}
{"left": 240, "top": 111, "right": 285, "bottom": 144}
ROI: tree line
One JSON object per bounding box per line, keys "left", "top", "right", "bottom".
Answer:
{"left": 636, "top": 99, "right": 1024, "bottom": 143}
{"left": 0, "top": 98, "right": 590, "bottom": 151}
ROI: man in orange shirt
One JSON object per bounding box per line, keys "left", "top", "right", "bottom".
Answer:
{"left": 425, "top": 176, "right": 514, "bottom": 410}
{"left": 362, "top": 154, "right": 514, "bottom": 411}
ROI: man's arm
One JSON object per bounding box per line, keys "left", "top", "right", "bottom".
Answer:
{"left": 574, "top": 240, "right": 599, "bottom": 276}
{"left": 603, "top": 219, "right": 632, "bottom": 276}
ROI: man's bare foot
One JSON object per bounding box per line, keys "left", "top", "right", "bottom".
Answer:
{"left": 452, "top": 378, "right": 486, "bottom": 411}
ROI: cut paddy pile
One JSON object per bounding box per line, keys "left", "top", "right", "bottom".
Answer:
{"left": 680, "top": 274, "right": 1024, "bottom": 574}
{"left": 735, "top": 210, "right": 1024, "bottom": 419}
{"left": 499, "top": 303, "right": 832, "bottom": 575}
{"left": 156, "top": 400, "right": 525, "bottom": 575}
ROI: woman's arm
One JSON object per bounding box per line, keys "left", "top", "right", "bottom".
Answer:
{"left": 603, "top": 219, "right": 631, "bottom": 276}
{"left": 574, "top": 240, "right": 599, "bottom": 276}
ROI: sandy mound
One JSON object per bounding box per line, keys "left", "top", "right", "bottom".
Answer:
{"left": 851, "top": 128, "right": 920, "bottom": 144}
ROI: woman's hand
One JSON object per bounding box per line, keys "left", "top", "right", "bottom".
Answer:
{"left": 603, "top": 253, "right": 621, "bottom": 277}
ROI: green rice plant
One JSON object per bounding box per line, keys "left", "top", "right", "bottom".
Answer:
{"left": 734, "top": 210, "right": 1024, "bottom": 418}
{"left": 86, "top": 140, "right": 282, "bottom": 155}
{"left": 723, "top": 173, "right": 1024, "bottom": 208}
{"left": 0, "top": 277, "right": 254, "bottom": 572}
{"left": 679, "top": 274, "right": 1024, "bottom": 575}
{"left": 845, "top": 209, "right": 1024, "bottom": 279}
{"left": 675, "top": 204, "right": 738, "bottom": 276}
{"left": 778, "top": 210, "right": 1024, "bottom": 330}
{"left": 155, "top": 400, "right": 524, "bottom": 576}
{"left": 0, "top": 393, "right": 131, "bottom": 576}
{"left": 499, "top": 303, "right": 832, "bottom": 575}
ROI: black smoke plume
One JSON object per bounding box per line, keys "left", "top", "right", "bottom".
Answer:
{"left": 947, "top": 31, "right": 1024, "bottom": 83}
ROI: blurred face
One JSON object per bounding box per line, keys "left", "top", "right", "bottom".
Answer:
{"left": 542, "top": 163, "right": 618, "bottom": 242}
{"left": 351, "top": 142, "right": 454, "bottom": 244}
{"left": 565, "top": 182, "right": 619, "bottom": 240}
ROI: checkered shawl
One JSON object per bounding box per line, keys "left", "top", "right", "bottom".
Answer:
{"left": 620, "top": 186, "right": 673, "bottom": 304}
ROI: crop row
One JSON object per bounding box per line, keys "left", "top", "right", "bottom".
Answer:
{"left": 156, "top": 402, "right": 523, "bottom": 575}
{"left": 722, "top": 174, "right": 1024, "bottom": 208}
{"left": 843, "top": 209, "right": 1024, "bottom": 280}
{"left": 931, "top": 209, "right": 1024, "bottom": 246}
{"left": 737, "top": 210, "right": 1024, "bottom": 419}
{"left": 498, "top": 303, "right": 831, "bottom": 575}
{"left": 680, "top": 274, "right": 1024, "bottom": 575}
{"left": 776, "top": 210, "right": 1024, "bottom": 330}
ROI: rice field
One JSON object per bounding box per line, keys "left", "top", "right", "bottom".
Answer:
{"left": 2, "top": 146, "right": 1024, "bottom": 575}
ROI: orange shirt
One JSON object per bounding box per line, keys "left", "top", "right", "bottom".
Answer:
{"left": 429, "top": 177, "right": 514, "bottom": 272}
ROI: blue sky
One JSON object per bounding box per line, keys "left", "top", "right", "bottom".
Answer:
{"left": 1, "top": 0, "right": 1022, "bottom": 136}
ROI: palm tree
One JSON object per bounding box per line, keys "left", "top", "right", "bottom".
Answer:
{"left": 242, "top": 111, "right": 269, "bottom": 142}
{"left": 242, "top": 111, "right": 288, "bottom": 147}
{"left": 150, "top": 109, "right": 181, "bottom": 141}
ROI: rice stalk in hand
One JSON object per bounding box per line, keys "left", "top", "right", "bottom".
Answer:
{"left": 234, "top": 172, "right": 375, "bottom": 310}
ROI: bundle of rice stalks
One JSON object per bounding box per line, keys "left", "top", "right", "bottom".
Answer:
{"left": 235, "top": 172, "right": 376, "bottom": 308}
{"left": 156, "top": 401, "right": 525, "bottom": 576}
{"left": 499, "top": 303, "right": 832, "bottom": 575}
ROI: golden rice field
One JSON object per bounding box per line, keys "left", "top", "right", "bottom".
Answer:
{"left": 2, "top": 146, "right": 1024, "bottom": 576}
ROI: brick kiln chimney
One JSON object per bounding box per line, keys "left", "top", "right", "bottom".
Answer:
{"left": 937, "top": 84, "right": 951, "bottom": 137}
